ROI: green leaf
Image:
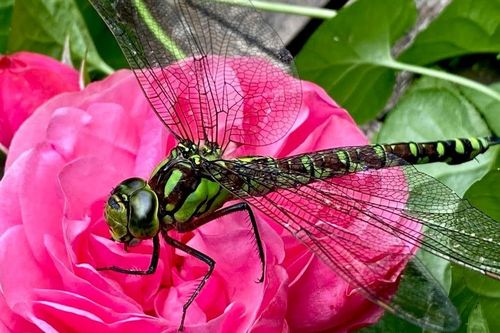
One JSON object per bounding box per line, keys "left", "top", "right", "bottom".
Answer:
{"left": 467, "top": 303, "right": 490, "bottom": 333}
{"left": 460, "top": 171, "right": 500, "bottom": 299}
{"left": 378, "top": 79, "right": 500, "bottom": 332}
{"left": 417, "top": 251, "right": 452, "bottom": 294}
{"left": 377, "top": 77, "right": 495, "bottom": 195}
{"left": 75, "top": 0, "right": 127, "bottom": 70}
{"left": 479, "top": 298, "right": 500, "bottom": 332}
{"left": 460, "top": 83, "right": 500, "bottom": 135}
{"left": 400, "top": 0, "right": 500, "bottom": 65}
{"left": 7, "top": 0, "right": 112, "bottom": 74}
{"left": 465, "top": 170, "right": 500, "bottom": 221}
{"left": 0, "top": 0, "right": 14, "bottom": 52}
{"left": 462, "top": 269, "right": 500, "bottom": 299}
{"left": 295, "top": 0, "right": 417, "bottom": 124}
{"left": 449, "top": 279, "right": 479, "bottom": 333}
{"left": 358, "top": 312, "right": 422, "bottom": 333}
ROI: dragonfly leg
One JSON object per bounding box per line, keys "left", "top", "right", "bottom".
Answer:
{"left": 97, "top": 234, "right": 160, "bottom": 275}
{"left": 177, "top": 202, "right": 265, "bottom": 283}
{"left": 162, "top": 231, "right": 215, "bottom": 332}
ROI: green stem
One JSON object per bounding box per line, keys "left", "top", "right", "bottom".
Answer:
{"left": 217, "top": 0, "right": 336, "bottom": 19}
{"left": 99, "top": 62, "right": 115, "bottom": 75}
{"left": 132, "top": 0, "right": 186, "bottom": 60}
{"left": 385, "top": 60, "right": 500, "bottom": 102}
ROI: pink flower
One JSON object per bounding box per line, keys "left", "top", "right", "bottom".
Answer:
{"left": 0, "top": 52, "right": 79, "bottom": 148}
{"left": 0, "top": 60, "right": 415, "bottom": 332}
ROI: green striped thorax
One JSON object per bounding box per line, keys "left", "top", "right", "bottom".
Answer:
{"left": 104, "top": 142, "right": 232, "bottom": 244}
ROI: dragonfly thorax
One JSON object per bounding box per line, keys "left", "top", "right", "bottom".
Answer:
{"left": 103, "top": 142, "right": 229, "bottom": 244}
{"left": 148, "top": 143, "right": 232, "bottom": 228}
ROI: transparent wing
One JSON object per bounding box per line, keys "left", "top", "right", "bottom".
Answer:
{"left": 203, "top": 155, "right": 500, "bottom": 330}
{"left": 89, "top": 0, "right": 301, "bottom": 151}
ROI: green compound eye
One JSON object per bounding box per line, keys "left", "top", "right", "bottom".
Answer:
{"left": 115, "top": 177, "right": 148, "bottom": 196}
{"left": 128, "top": 189, "right": 160, "bottom": 239}
{"left": 104, "top": 194, "right": 128, "bottom": 241}
{"left": 104, "top": 178, "right": 159, "bottom": 242}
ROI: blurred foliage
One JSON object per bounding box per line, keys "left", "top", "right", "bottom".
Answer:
{"left": 0, "top": 0, "right": 499, "bottom": 331}
{"left": 0, "top": 0, "right": 126, "bottom": 76}
{"left": 0, "top": 0, "right": 13, "bottom": 51}
{"left": 4, "top": 0, "right": 112, "bottom": 74}
{"left": 74, "top": 0, "right": 127, "bottom": 71}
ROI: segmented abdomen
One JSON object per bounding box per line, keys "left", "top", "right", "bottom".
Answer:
{"left": 382, "top": 137, "right": 496, "bottom": 165}
{"left": 228, "top": 137, "right": 498, "bottom": 197}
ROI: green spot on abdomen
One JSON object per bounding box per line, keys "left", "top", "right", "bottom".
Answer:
{"left": 300, "top": 156, "right": 311, "bottom": 169}
{"left": 373, "top": 145, "right": 386, "bottom": 159}
{"left": 455, "top": 139, "right": 465, "bottom": 154}
{"left": 436, "top": 142, "right": 445, "bottom": 156}
{"left": 469, "top": 138, "right": 480, "bottom": 151}
{"left": 409, "top": 143, "right": 418, "bottom": 156}
{"left": 336, "top": 150, "right": 349, "bottom": 167}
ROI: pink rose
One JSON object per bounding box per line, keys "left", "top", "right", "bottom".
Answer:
{"left": 0, "top": 52, "right": 79, "bottom": 148}
{"left": 0, "top": 62, "right": 414, "bottom": 332}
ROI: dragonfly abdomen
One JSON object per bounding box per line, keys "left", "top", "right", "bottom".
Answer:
{"left": 382, "top": 136, "right": 499, "bottom": 165}
{"left": 245, "top": 136, "right": 500, "bottom": 193}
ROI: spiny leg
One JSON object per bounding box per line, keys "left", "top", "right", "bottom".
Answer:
{"left": 177, "top": 202, "right": 265, "bottom": 282}
{"left": 162, "top": 231, "right": 215, "bottom": 331}
{"left": 97, "top": 234, "right": 160, "bottom": 275}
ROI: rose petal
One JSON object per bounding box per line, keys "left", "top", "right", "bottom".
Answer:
{"left": 0, "top": 52, "right": 79, "bottom": 147}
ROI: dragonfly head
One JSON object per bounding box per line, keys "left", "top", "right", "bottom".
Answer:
{"left": 104, "top": 177, "right": 160, "bottom": 246}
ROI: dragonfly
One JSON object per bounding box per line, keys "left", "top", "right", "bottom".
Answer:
{"left": 89, "top": 0, "right": 500, "bottom": 331}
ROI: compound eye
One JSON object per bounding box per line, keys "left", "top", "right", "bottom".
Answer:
{"left": 115, "top": 177, "right": 147, "bottom": 196}
{"left": 128, "top": 189, "right": 160, "bottom": 240}
{"left": 107, "top": 196, "right": 121, "bottom": 210}
{"left": 104, "top": 194, "right": 128, "bottom": 241}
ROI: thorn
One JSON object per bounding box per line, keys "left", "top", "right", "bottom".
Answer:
{"left": 79, "top": 49, "right": 88, "bottom": 90}
{"left": 61, "top": 34, "right": 74, "bottom": 69}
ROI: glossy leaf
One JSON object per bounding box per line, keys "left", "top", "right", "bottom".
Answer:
{"left": 465, "top": 170, "right": 500, "bottom": 220}
{"left": 377, "top": 77, "right": 495, "bottom": 195}
{"left": 462, "top": 171, "right": 500, "bottom": 299}
{"left": 378, "top": 77, "right": 499, "bottom": 332}
{"left": 467, "top": 303, "right": 489, "bottom": 333}
{"left": 295, "top": 0, "right": 416, "bottom": 123}
{"left": 400, "top": 0, "right": 500, "bottom": 65}
{"left": 478, "top": 298, "right": 500, "bottom": 332}
{"left": 460, "top": 83, "right": 500, "bottom": 135}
